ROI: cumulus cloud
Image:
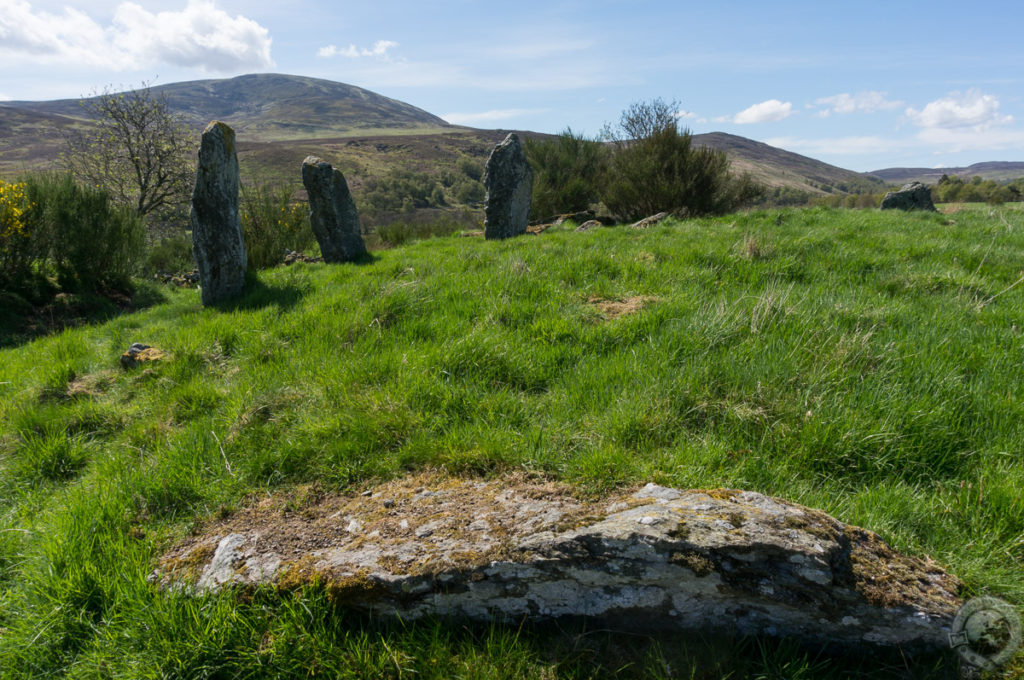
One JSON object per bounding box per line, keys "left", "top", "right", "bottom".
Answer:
{"left": 0, "top": 0, "right": 272, "bottom": 71}
{"left": 441, "top": 108, "right": 546, "bottom": 125}
{"left": 915, "top": 126, "right": 1024, "bottom": 153}
{"left": 815, "top": 91, "right": 902, "bottom": 117}
{"left": 906, "top": 90, "right": 1012, "bottom": 129}
{"left": 733, "top": 99, "right": 793, "bottom": 124}
{"left": 764, "top": 135, "right": 904, "bottom": 155}
{"left": 318, "top": 40, "right": 398, "bottom": 59}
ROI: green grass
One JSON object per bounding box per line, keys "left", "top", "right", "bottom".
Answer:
{"left": 1, "top": 206, "right": 1023, "bottom": 678}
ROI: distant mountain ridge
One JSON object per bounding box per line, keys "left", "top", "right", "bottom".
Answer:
{"left": 5, "top": 73, "right": 1018, "bottom": 196}
{"left": 869, "top": 162, "right": 1024, "bottom": 185}
{"left": 4, "top": 74, "right": 454, "bottom": 141}
{"left": 693, "top": 132, "right": 885, "bottom": 195}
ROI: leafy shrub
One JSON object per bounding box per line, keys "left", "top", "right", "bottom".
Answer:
{"left": 525, "top": 128, "right": 608, "bottom": 219}
{"left": 458, "top": 158, "right": 483, "bottom": 182}
{"left": 0, "top": 180, "right": 37, "bottom": 281}
{"left": 453, "top": 178, "right": 485, "bottom": 204}
{"left": 144, "top": 233, "right": 194, "bottom": 274}
{"left": 376, "top": 215, "right": 466, "bottom": 247}
{"left": 240, "top": 183, "right": 315, "bottom": 269}
{"left": 361, "top": 170, "right": 447, "bottom": 213}
{"left": 20, "top": 174, "right": 144, "bottom": 291}
{"left": 601, "top": 99, "right": 762, "bottom": 220}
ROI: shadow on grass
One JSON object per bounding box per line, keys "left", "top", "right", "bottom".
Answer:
{"left": 340, "top": 252, "right": 380, "bottom": 267}
{"left": 0, "top": 281, "right": 170, "bottom": 349}
{"left": 211, "top": 276, "right": 307, "bottom": 313}
{"left": 386, "top": 617, "right": 961, "bottom": 680}
{"left": 219, "top": 598, "right": 962, "bottom": 680}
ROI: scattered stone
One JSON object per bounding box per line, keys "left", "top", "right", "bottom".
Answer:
{"left": 153, "top": 269, "right": 200, "bottom": 287}
{"left": 552, "top": 211, "right": 596, "bottom": 226}
{"left": 880, "top": 182, "right": 936, "bottom": 211}
{"left": 283, "top": 250, "right": 324, "bottom": 266}
{"left": 153, "top": 474, "right": 962, "bottom": 652}
{"left": 482, "top": 133, "right": 533, "bottom": 240}
{"left": 190, "top": 121, "right": 247, "bottom": 306}
{"left": 301, "top": 156, "right": 367, "bottom": 262}
{"left": 120, "top": 343, "right": 166, "bottom": 369}
{"left": 630, "top": 212, "right": 670, "bottom": 229}
{"left": 576, "top": 220, "right": 602, "bottom": 232}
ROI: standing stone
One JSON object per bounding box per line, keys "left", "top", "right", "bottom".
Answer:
{"left": 483, "top": 133, "right": 533, "bottom": 240}
{"left": 301, "top": 156, "right": 366, "bottom": 262}
{"left": 880, "top": 181, "right": 937, "bottom": 211}
{"left": 190, "top": 121, "right": 247, "bottom": 306}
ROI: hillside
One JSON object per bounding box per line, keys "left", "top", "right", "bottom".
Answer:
{"left": 4, "top": 74, "right": 454, "bottom": 141}
{"left": 3, "top": 74, "right": 884, "bottom": 198}
{"left": 870, "top": 161, "right": 1024, "bottom": 184}
{"left": 1, "top": 208, "right": 1023, "bottom": 677}
{"left": 694, "top": 132, "right": 886, "bottom": 195}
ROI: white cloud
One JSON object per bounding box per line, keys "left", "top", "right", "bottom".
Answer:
{"left": 906, "top": 90, "right": 1012, "bottom": 129}
{"left": 915, "top": 126, "right": 1024, "bottom": 153}
{"left": 441, "top": 108, "right": 547, "bottom": 126}
{"left": 0, "top": 0, "right": 272, "bottom": 71}
{"left": 733, "top": 99, "right": 793, "bottom": 124}
{"left": 765, "top": 126, "right": 1024, "bottom": 157}
{"left": 815, "top": 91, "right": 902, "bottom": 117}
{"left": 675, "top": 109, "right": 697, "bottom": 119}
{"left": 764, "top": 135, "right": 904, "bottom": 155}
{"left": 318, "top": 40, "right": 398, "bottom": 59}
{"left": 487, "top": 39, "right": 594, "bottom": 59}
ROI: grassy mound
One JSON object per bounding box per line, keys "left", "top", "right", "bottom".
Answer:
{"left": 1, "top": 206, "right": 1022, "bottom": 678}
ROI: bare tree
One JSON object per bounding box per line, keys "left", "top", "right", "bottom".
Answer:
{"left": 63, "top": 83, "right": 194, "bottom": 221}
{"left": 601, "top": 97, "right": 682, "bottom": 142}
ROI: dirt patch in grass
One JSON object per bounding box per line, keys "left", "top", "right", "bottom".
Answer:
{"left": 587, "top": 295, "right": 656, "bottom": 320}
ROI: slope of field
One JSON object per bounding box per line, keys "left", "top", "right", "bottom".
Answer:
{"left": 1, "top": 207, "right": 1022, "bottom": 678}
{"left": 0, "top": 106, "right": 86, "bottom": 175}
{"left": 4, "top": 73, "right": 455, "bottom": 141}
{"left": 694, "top": 132, "right": 887, "bottom": 195}
{"left": 870, "top": 161, "right": 1024, "bottom": 184}
{"left": 3, "top": 73, "right": 890, "bottom": 198}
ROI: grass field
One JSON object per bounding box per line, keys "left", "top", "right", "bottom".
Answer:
{"left": 1, "top": 206, "right": 1022, "bottom": 678}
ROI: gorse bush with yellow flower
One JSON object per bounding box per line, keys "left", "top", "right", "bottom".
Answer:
{"left": 240, "top": 182, "right": 316, "bottom": 269}
{"left": 0, "top": 180, "right": 37, "bottom": 278}
{"left": 1, "top": 173, "right": 144, "bottom": 293}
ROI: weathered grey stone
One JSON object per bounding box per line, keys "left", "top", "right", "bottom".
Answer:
{"left": 576, "top": 220, "right": 602, "bottom": 232}
{"left": 119, "top": 343, "right": 165, "bottom": 369}
{"left": 190, "top": 121, "right": 247, "bottom": 306}
{"left": 880, "top": 182, "right": 936, "bottom": 211}
{"left": 631, "top": 212, "right": 670, "bottom": 229}
{"left": 301, "top": 156, "right": 366, "bottom": 262}
{"left": 483, "top": 133, "right": 533, "bottom": 240}
{"left": 153, "top": 475, "right": 962, "bottom": 652}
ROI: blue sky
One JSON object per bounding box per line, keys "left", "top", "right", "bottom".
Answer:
{"left": 2, "top": 0, "right": 1024, "bottom": 171}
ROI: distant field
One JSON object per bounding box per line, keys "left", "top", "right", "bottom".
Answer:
{"left": 1, "top": 207, "right": 1022, "bottom": 678}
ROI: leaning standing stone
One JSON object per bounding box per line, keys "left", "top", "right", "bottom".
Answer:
{"left": 483, "top": 133, "right": 533, "bottom": 240}
{"left": 301, "top": 156, "right": 366, "bottom": 262}
{"left": 880, "top": 181, "right": 936, "bottom": 211}
{"left": 190, "top": 121, "right": 247, "bottom": 306}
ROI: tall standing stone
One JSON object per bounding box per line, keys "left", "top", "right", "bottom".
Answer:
{"left": 483, "top": 133, "right": 533, "bottom": 240}
{"left": 190, "top": 121, "right": 247, "bottom": 306}
{"left": 301, "top": 156, "right": 366, "bottom": 262}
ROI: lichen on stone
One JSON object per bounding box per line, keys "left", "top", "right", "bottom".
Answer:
{"left": 150, "top": 474, "right": 964, "bottom": 652}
